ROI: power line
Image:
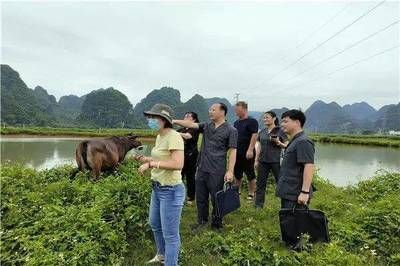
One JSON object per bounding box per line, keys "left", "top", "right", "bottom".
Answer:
{"left": 245, "top": 0, "right": 386, "bottom": 91}
{"left": 295, "top": 2, "right": 351, "bottom": 49}
{"left": 283, "top": 44, "right": 399, "bottom": 91}
{"left": 284, "top": 20, "right": 399, "bottom": 83}
{"left": 275, "top": 3, "right": 351, "bottom": 65}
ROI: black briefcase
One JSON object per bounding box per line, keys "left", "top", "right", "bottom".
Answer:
{"left": 279, "top": 205, "right": 330, "bottom": 246}
{"left": 215, "top": 182, "right": 240, "bottom": 217}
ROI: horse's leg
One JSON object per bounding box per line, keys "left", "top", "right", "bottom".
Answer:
{"left": 87, "top": 150, "right": 101, "bottom": 181}
{"left": 91, "top": 163, "right": 101, "bottom": 181}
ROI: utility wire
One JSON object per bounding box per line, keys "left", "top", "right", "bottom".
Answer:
{"left": 245, "top": 0, "right": 386, "bottom": 91}
{"left": 284, "top": 20, "right": 399, "bottom": 83}
{"left": 283, "top": 44, "right": 399, "bottom": 91}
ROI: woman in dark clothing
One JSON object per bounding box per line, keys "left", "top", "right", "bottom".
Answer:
{"left": 254, "top": 111, "right": 289, "bottom": 208}
{"left": 178, "top": 112, "right": 200, "bottom": 204}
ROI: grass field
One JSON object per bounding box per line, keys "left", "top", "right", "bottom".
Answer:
{"left": 0, "top": 126, "right": 156, "bottom": 138}
{"left": 309, "top": 133, "right": 400, "bottom": 148}
{"left": 1, "top": 161, "right": 399, "bottom": 265}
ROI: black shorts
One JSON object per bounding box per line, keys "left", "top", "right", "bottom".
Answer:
{"left": 234, "top": 156, "right": 256, "bottom": 181}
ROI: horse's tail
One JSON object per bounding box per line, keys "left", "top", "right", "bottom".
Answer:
{"left": 81, "top": 141, "right": 91, "bottom": 170}
{"left": 71, "top": 141, "right": 91, "bottom": 179}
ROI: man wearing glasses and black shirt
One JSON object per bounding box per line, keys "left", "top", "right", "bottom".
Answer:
{"left": 276, "top": 109, "right": 315, "bottom": 209}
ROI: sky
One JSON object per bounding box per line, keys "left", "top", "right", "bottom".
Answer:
{"left": 1, "top": 0, "right": 399, "bottom": 111}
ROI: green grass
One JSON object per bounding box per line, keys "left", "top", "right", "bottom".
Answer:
{"left": 309, "top": 133, "right": 400, "bottom": 148}
{"left": 126, "top": 171, "right": 400, "bottom": 265}
{"left": 0, "top": 126, "right": 156, "bottom": 138}
{"left": 2, "top": 161, "right": 399, "bottom": 265}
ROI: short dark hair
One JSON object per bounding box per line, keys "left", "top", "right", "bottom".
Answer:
{"left": 281, "top": 109, "right": 306, "bottom": 127}
{"left": 265, "top": 110, "right": 279, "bottom": 126}
{"left": 235, "top": 101, "right": 248, "bottom": 110}
{"left": 218, "top": 102, "right": 228, "bottom": 116}
{"left": 185, "top": 112, "right": 199, "bottom": 123}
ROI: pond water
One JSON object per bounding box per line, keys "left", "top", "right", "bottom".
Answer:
{"left": 1, "top": 136, "right": 399, "bottom": 186}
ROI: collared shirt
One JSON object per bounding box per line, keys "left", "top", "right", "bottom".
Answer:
{"left": 257, "top": 126, "right": 288, "bottom": 163}
{"left": 197, "top": 121, "right": 238, "bottom": 175}
{"left": 276, "top": 131, "right": 315, "bottom": 201}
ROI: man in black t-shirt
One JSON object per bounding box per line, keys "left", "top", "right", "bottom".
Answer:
{"left": 233, "top": 101, "right": 259, "bottom": 200}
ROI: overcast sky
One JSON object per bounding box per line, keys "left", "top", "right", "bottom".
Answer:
{"left": 1, "top": 0, "right": 399, "bottom": 111}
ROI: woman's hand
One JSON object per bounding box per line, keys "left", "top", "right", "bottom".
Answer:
{"left": 138, "top": 162, "right": 150, "bottom": 175}
{"left": 134, "top": 155, "right": 151, "bottom": 163}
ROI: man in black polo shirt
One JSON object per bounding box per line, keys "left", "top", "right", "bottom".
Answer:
{"left": 233, "top": 101, "right": 259, "bottom": 200}
{"left": 173, "top": 103, "right": 238, "bottom": 230}
{"left": 276, "top": 109, "right": 315, "bottom": 209}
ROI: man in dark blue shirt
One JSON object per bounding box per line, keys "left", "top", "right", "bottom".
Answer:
{"left": 233, "top": 101, "right": 259, "bottom": 200}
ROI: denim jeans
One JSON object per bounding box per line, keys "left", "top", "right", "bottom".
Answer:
{"left": 149, "top": 182, "right": 185, "bottom": 266}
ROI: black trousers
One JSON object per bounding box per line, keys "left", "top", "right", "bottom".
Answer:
{"left": 182, "top": 151, "right": 198, "bottom": 200}
{"left": 255, "top": 162, "right": 280, "bottom": 208}
{"left": 195, "top": 170, "right": 225, "bottom": 226}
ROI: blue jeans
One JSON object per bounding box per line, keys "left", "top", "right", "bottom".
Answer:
{"left": 149, "top": 182, "right": 185, "bottom": 266}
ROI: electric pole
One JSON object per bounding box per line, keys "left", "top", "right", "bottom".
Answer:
{"left": 234, "top": 93, "right": 240, "bottom": 103}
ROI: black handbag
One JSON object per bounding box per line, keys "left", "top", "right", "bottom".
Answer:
{"left": 279, "top": 205, "right": 330, "bottom": 247}
{"left": 215, "top": 182, "right": 240, "bottom": 218}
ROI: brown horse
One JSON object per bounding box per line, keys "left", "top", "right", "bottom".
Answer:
{"left": 72, "top": 134, "right": 142, "bottom": 180}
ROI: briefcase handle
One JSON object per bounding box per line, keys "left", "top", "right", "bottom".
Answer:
{"left": 292, "top": 203, "right": 309, "bottom": 213}
{"left": 223, "top": 182, "right": 234, "bottom": 192}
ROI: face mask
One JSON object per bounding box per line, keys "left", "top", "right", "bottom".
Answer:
{"left": 147, "top": 118, "right": 161, "bottom": 130}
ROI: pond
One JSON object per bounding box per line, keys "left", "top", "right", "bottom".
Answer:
{"left": 1, "top": 136, "right": 399, "bottom": 186}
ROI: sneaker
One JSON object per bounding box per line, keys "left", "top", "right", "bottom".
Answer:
{"left": 146, "top": 254, "right": 165, "bottom": 264}
{"left": 247, "top": 194, "right": 254, "bottom": 201}
{"left": 186, "top": 199, "right": 194, "bottom": 205}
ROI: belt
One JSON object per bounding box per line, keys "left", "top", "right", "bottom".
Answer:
{"left": 151, "top": 180, "right": 174, "bottom": 188}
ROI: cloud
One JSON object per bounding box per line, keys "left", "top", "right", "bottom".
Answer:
{"left": 1, "top": 1, "right": 399, "bottom": 110}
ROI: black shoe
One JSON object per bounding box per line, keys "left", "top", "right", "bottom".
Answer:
{"left": 211, "top": 223, "right": 223, "bottom": 232}
{"left": 190, "top": 222, "right": 207, "bottom": 233}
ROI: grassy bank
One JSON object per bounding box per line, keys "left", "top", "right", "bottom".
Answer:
{"left": 309, "top": 133, "right": 400, "bottom": 148}
{"left": 2, "top": 126, "right": 400, "bottom": 148}
{"left": 0, "top": 126, "right": 156, "bottom": 138}
{"left": 1, "top": 162, "right": 399, "bottom": 265}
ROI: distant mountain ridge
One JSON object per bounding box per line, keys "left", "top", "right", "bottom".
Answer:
{"left": 1, "top": 64, "right": 399, "bottom": 133}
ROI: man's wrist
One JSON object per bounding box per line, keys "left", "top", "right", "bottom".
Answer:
{"left": 301, "top": 190, "right": 310, "bottom": 194}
